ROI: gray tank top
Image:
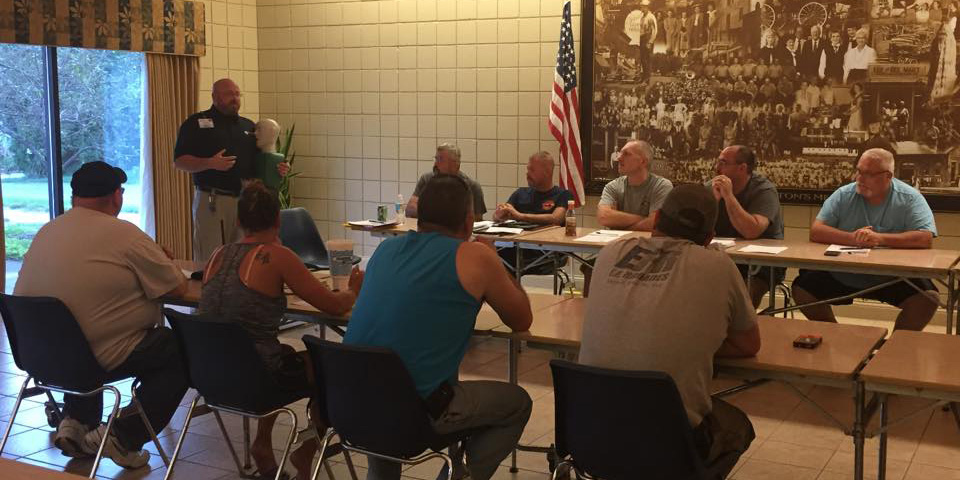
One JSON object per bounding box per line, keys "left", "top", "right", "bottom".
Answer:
{"left": 199, "top": 243, "right": 288, "bottom": 370}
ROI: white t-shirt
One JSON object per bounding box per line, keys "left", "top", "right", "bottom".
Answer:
{"left": 579, "top": 236, "right": 757, "bottom": 425}
{"left": 15, "top": 208, "right": 183, "bottom": 370}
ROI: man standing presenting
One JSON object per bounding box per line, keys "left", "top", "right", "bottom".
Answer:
{"left": 15, "top": 162, "right": 189, "bottom": 468}
{"left": 346, "top": 174, "right": 532, "bottom": 480}
{"left": 406, "top": 143, "right": 487, "bottom": 220}
{"left": 709, "top": 146, "right": 785, "bottom": 307}
{"left": 792, "top": 148, "right": 939, "bottom": 330}
{"left": 580, "top": 184, "right": 759, "bottom": 479}
{"left": 174, "top": 78, "right": 288, "bottom": 262}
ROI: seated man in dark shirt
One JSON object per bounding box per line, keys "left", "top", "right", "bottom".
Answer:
{"left": 707, "top": 145, "right": 785, "bottom": 308}
{"left": 494, "top": 152, "right": 574, "bottom": 277}
{"left": 494, "top": 151, "right": 573, "bottom": 225}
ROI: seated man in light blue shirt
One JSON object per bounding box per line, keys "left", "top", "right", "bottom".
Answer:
{"left": 792, "top": 148, "right": 938, "bottom": 331}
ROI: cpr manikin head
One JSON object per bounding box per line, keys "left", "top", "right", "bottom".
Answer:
{"left": 255, "top": 119, "right": 281, "bottom": 153}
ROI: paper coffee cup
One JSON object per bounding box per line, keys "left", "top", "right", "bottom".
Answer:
{"left": 327, "top": 239, "right": 354, "bottom": 290}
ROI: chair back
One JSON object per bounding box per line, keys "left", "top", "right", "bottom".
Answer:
{"left": 302, "top": 336, "right": 439, "bottom": 458}
{"left": 279, "top": 207, "right": 329, "bottom": 269}
{"left": 550, "top": 359, "right": 709, "bottom": 480}
{"left": 164, "top": 309, "right": 300, "bottom": 413}
{"left": 0, "top": 294, "right": 106, "bottom": 389}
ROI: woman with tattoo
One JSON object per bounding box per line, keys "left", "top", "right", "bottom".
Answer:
{"left": 199, "top": 180, "right": 363, "bottom": 480}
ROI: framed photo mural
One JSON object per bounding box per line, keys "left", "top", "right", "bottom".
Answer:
{"left": 582, "top": 0, "right": 960, "bottom": 210}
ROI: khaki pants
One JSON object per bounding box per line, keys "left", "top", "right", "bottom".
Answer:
{"left": 192, "top": 190, "right": 240, "bottom": 264}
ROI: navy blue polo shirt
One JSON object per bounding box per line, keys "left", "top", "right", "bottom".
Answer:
{"left": 174, "top": 106, "right": 258, "bottom": 195}
{"left": 507, "top": 186, "right": 574, "bottom": 215}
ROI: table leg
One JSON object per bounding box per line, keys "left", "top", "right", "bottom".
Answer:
{"left": 508, "top": 336, "right": 520, "bottom": 472}
{"left": 854, "top": 382, "right": 865, "bottom": 480}
{"left": 878, "top": 394, "right": 888, "bottom": 480}
{"left": 515, "top": 246, "right": 522, "bottom": 281}
{"left": 768, "top": 265, "right": 776, "bottom": 312}
{"left": 948, "top": 270, "right": 956, "bottom": 335}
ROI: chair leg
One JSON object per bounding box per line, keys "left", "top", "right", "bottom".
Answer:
{"left": 212, "top": 409, "right": 246, "bottom": 475}
{"left": 323, "top": 459, "right": 336, "bottom": 479}
{"left": 129, "top": 380, "right": 169, "bottom": 466}
{"left": 0, "top": 376, "right": 32, "bottom": 455}
{"left": 551, "top": 460, "right": 573, "bottom": 480}
{"left": 310, "top": 429, "right": 337, "bottom": 480}
{"left": 163, "top": 394, "right": 201, "bottom": 480}
{"left": 441, "top": 453, "right": 454, "bottom": 480}
{"left": 342, "top": 449, "right": 359, "bottom": 480}
{"left": 274, "top": 408, "right": 299, "bottom": 480}
{"left": 89, "top": 386, "right": 122, "bottom": 478}
{"left": 243, "top": 416, "right": 252, "bottom": 470}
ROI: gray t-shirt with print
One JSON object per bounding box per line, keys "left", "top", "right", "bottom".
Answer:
{"left": 599, "top": 174, "right": 673, "bottom": 217}
{"left": 579, "top": 236, "right": 757, "bottom": 425}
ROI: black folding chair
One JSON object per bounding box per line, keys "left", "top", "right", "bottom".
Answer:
{"left": 164, "top": 309, "right": 347, "bottom": 480}
{"left": 303, "top": 336, "right": 474, "bottom": 480}
{"left": 279, "top": 207, "right": 360, "bottom": 270}
{"left": 0, "top": 294, "right": 167, "bottom": 478}
{"left": 550, "top": 359, "right": 736, "bottom": 480}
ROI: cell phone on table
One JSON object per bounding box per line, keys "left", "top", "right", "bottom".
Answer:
{"left": 793, "top": 335, "right": 822, "bottom": 349}
{"left": 824, "top": 250, "right": 841, "bottom": 257}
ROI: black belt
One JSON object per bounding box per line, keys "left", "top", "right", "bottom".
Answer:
{"left": 423, "top": 381, "right": 455, "bottom": 420}
{"left": 196, "top": 186, "right": 239, "bottom": 197}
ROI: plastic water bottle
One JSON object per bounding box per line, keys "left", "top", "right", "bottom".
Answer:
{"left": 395, "top": 194, "right": 405, "bottom": 224}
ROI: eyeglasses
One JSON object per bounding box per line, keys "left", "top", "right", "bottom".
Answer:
{"left": 855, "top": 169, "right": 890, "bottom": 178}
{"left": 715, "top": 158, "right": 742, "bottom": 167}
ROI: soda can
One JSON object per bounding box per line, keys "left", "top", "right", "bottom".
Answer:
{"left": 377, "top": 204, "right": 388, "bottom": 222}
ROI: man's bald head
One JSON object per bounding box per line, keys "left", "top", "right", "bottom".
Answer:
{"left": 212, "top": 78, "right": 241, "bottom": 116}
{"left": 616, "top": 140, "right": 654, "bottom": 176}
{"left": 861, "top": 148, "right": 895, "bottom": 173}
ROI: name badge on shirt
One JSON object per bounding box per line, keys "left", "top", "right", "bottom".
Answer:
{"left": 198, "top": 118, "right": 214, "bottom": 129}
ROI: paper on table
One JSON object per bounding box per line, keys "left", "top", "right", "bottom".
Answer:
{"left": 575, "top": 230, "right": 631, "bottom": 243}
{"left": 473, "top": 221, "right": 494, "bottom": 230}
{"left": 825, "top": 244, "right": 870, "bottom": 256}
{"left": 738, "top": 244, "right": 788, "bottom": 254}
{"left": 482, "top": 227, "right": 524, "bottom": 235}
{"left": 348, "top": 219, "right": 399, "bottom": 227}
{"left": 710, "top": 238, "right": 736, "bottom": 248}
{"left": 180, "top": 268, "right": 193, "bottom": 278}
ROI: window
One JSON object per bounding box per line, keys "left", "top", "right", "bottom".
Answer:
{"left": 0, "top": 44, "right": 146, "bottom": 292}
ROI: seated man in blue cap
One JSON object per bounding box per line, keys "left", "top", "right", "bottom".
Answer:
{"left": 15, "top": 161, "right": 188, "bottom": 469}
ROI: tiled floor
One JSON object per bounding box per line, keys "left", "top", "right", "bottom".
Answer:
{"left": 2, "top": 317, "right": 960, "bottom": 480}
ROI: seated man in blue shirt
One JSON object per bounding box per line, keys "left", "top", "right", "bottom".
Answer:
{"left": 344, "top": 174, "right": 533, "bottom": 480}
{"left": 792, "top": 148, "right": 939, "bottom": 330}
{"left": 493, "top": 151, "right": 574, "bottom": 275}
{"left": 493, "top": 151, "right": 573, "bottom": 225}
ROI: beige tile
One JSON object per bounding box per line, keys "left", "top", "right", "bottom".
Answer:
{"left": 822, "top": 450, "right": 909, "bottom": 480}
{"left": 751, "top": 440, "right": 835, "bottom": 470}
{"left": 733, "top": 458, "right": 820, "bottom": 480}
{"left": 904, "top": 463, "right": 960, "bottom": 480}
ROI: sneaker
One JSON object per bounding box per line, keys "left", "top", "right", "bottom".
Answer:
{"left": 81, "top": 424, "right": 150, "bottom": 469}
{"left": 54, "top": 417, "right": 89, "bottom": 458}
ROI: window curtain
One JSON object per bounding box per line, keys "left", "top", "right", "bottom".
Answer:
{"left": 145, "top": 52, "right": 196, "bottom": 260}
{"left": 0, "top": 0, "right": 205, "bottom": 56}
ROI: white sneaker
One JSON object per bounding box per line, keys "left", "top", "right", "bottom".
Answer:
{"left": 81, "top": 424, "right": 150, "bottom": 469}
{"left": 54, "top": 417, "right": 89, "bottom": 458}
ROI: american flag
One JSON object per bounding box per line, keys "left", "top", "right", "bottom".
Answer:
{"left": 548, "top": 0, "right": 584, "bottom": 207}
